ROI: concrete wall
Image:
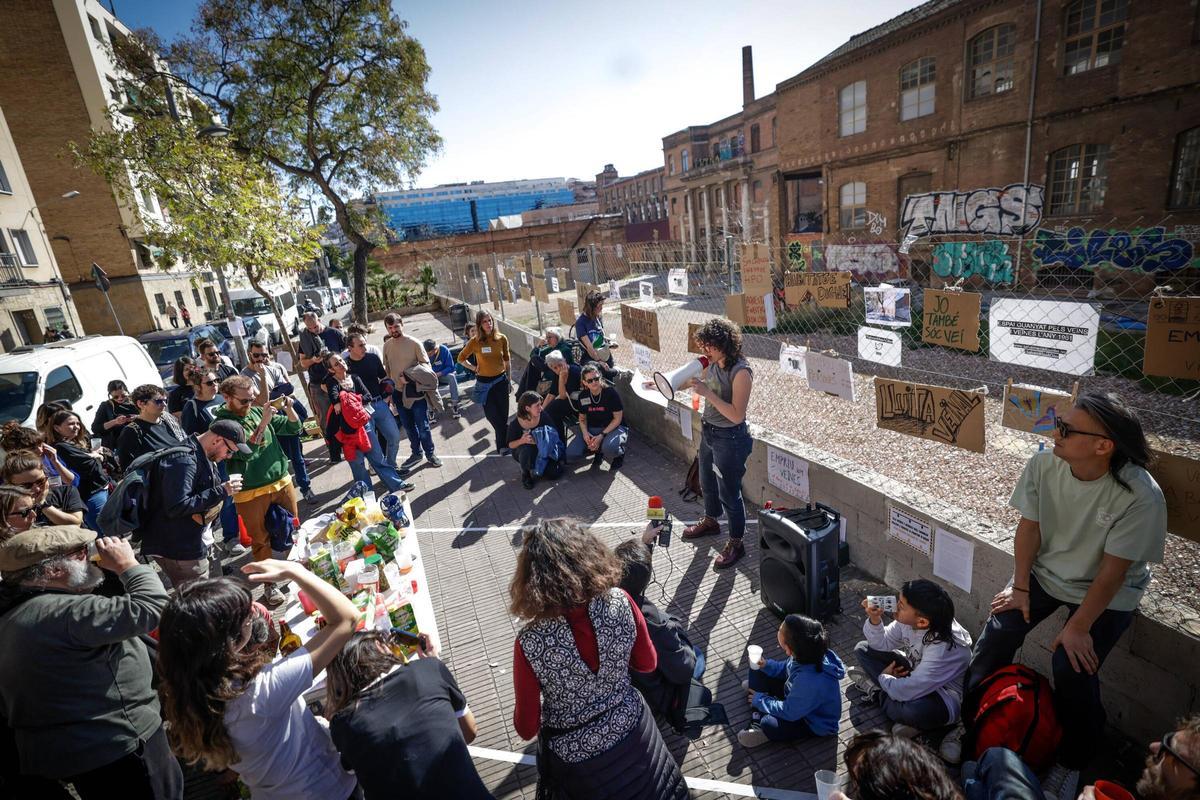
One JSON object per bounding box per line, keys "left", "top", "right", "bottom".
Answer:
{"left": 437, "top": 289, "right": 1200, "bottom": 745}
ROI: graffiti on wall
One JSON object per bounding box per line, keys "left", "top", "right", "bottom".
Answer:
{"left": 867, "top": 211, "right": 887, "bottom": 236}
{"left": 931, "top": 241, "right": 1014, "bottom": 284}
{"left": 1029, "top": 227, "right": 1197, "bottom": 273}
{"left": 785, "top": 233, "right": 823, "bottom": 272}
{"left": 824, "top": 243, "right": 906, "bottom": 282}
{"left": 900, "top": 183, "right": 1044, "bottom": 239}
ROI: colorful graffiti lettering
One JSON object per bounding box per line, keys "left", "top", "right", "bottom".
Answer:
{"left": 825, "top": 243, "right": 906, "bottom": 282}
{"left": 1029, "top": 227, "right": 1196, "bottom": 273}
{"left": 900, "top": 183, "right": 1044, "bottom": 238}
{"left": 785, "top": 234, "right": 823, "bottom": 272}
{"left": 931, "top": 241, "right": 1014, "bottom": 284}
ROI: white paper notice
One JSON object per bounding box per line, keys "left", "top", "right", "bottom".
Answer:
{"left": 668, "top": 268, "right": 688, "bottom": 295}
{"left": 639, "top": 281, "right": 654, "bottom": 303}
{"left": 989, "top": 298, "right": 1100, "bottom": 376}
{"left": 767, "top": 446, "right": 810, "bottom": 502}
{"left": 678, "top": 404, "right": 693, "bottom": 441}
{"left": 762, "top": 292, "right": 777, "bottom": 332}
{"left": 520, "top": 271, "right": 528, "bottom": 285}
{"left": 933, "top": 527, "right": 974, "bottom": 593}
{"left": 229, "top": 316, "right": 246, "bottom": 337}
{"left": 779, "top": 344, "right": 808, "bottom": 378}
{"left": 550, "top": 276, "right": 560, "bottom": 293}
{"left": 806, "top": 352, "right": 856, "bottom": 402}
{"left": 633, "top": 343, "right": 652, "bottom": 374}
{"left": 857, "top": 326, "right": 902, "bottom": 366}
{"left": 888, "top": 507, "right": 932, "bottom": 557}
{"left": 608, "top": 280, "right": 620, "bottom": 301}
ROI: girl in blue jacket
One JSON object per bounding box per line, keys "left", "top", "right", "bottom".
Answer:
{"left": 739, "top": 614, "right": 845, "bottom": 748}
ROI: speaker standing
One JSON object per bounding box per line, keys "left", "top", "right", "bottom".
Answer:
{"left": 681, "top": 318, "right": 755, "bottom": 569}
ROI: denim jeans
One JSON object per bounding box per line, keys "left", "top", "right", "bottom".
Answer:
{"left": 699, "top": 421, "right": 753, "bottom": 540}
{"left": 369, "top": 398, "right": 402, "bottom": 467}
{"left": 748, "top": 669, "right": 817, "bottom": 741}
{"left": 564, "top": 425, "right": 627, "bottom": 462}
{"left": 215, "top": 462, "right": 238, "bottom": 542}
{"left": 277, "top": 434, "right": 311, "bottom": 494}
{"left": 394, "top": 398, "right": 435, "bottom": 457}
{"left": 348, "top": 422, "right": 409, "bottom": 492}
{"left": 437, "top": 372, "right": 460, "bottom": 404}
{"left": 83, "top": 489, "right": 108, "bottom": 532}
{"left": 965, "top": 573, "right": 1134, "bottom": 768}
{"left": 853, "top": 641, "right": 952, "bottom": 729}
{"left": 962, "top": 747, "right": 1044, "bottom": 800}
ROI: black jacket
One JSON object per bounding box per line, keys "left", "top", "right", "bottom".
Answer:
{"left": 630, "top": 598, "right": 697, "bottom": 725}
{"left": 138, "top": 436, "right": 225, "bottom": 561}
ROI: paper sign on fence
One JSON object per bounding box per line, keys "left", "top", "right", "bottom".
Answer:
{"left": 608, "top": 280, "right": 620, "bottom": 301}
{"left": 888, "top": 506, "right": 932, "bottom": 557}
{"left": 639, "top": 281, "right": 654, "bottom": 303}
{"left": 806, "top": 352, "right": 856, "bottom": 401}
{"left": 933, "top": 528, "right": 974, "bottom": 592}
{"left": 550, "top": 276, "right": 560, "bottom": 293}
{"left": 668, "top": 269, "right": 688, "bottom": 296}
{"left": 857, "top": 327, "right": 902, "bottom": 366}
{"left": 864, "top": 286, "right": 912, "bottom": 327}
{"left": 633, "top": 343, "right": 652, "bottom": 374}
{"left": 779, "top": 344, "right": 808, "bottom": 378}
{"left": 767, "top": 446, "right": 810, "bottom": 502}
{"left": 989, "top": 298, "right": 1099, "bottom": 376}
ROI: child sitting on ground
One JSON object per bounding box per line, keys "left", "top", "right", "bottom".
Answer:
{"left": 847, "top": 579, "right": 973, "bottom": 738}
{"left": 738, "top": 614, "right": 845, "bottom": 748}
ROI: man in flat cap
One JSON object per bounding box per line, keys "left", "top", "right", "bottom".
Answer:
{"left": 0, "top": 530, "right": 179, "bottom": 799}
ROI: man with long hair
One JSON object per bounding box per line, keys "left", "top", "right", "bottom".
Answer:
{"left": 945, "top": 392, "right": 1167, "bottom": 773}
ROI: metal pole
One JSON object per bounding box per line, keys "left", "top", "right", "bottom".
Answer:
{"left": 493, "top": 253, "right": 505, "bottom": 321}
{"left": 725, "top": 236, "right": 735, "bottom": 291}
{"left": 102, "top": 290, "right": 124, "bottom": 336}
{"left": 456, "top": 256, "right": 467, "bottom": 305}
{"left": 589, "top": 243, "right": 599, "bottom": 286}
{"left": 530, "top": 248, "right": 543, "bottom": 333}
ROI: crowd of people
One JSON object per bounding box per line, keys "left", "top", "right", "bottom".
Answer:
{"left": 0, "top": 304, "right": 1191, "bottom": 800}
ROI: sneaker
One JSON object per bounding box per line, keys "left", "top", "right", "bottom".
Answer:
{"left": 737, "top": 727, "right": 769, "bottom": 749}
{"left": 714, "top": 538, "right": 745, "bottom": 569}
{"left": 399, "top": 481, "right": 415, "bottom": 492}
{"left": 891, "top": 723, "right": 921, "bottom": 739}
{"left": 303, "top": 488, "right": 318, "bottom": 505}
{"left": 521, "top": 471, "right": 534, "bottom": 490}
{"left": 846, "top": 665, "right": 876, "bottom": 697}
{"left": 590, "top": 451, "right": 603, "bottom": 469}
{"left": 938, "top": 724, "right": 965, "bottom": 764}
{"left": 497, "top": 447, "right": 512, "bottom": 456}
{"left": 224, "top": 541, "right": 248, "bottom": 557}
{"left": 682, "top": 516, "right": 720, "bottom": 540}
{"left": 426, "top": 454, "right": 442, "bottom": 468}
{"left": 610, "top": 455, "right": 624, "bottom": 470}
{"left": 451, "top": 405, "right": 461, "bottom": 419}
{"left": 1041, "top": 763, "right": 1080, "bottom": 800}
{"left": 261, "top": 583, "right": 284, "bottom": 608}
{"left": 402, "top": 453, "right": 423, "bottom": 469}
{"left": 741, "top": 679, "right": 750, "bottom": 692}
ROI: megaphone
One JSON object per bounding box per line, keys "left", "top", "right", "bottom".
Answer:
{"left": 653, "top": 356, "right": 709, "bottom": 401}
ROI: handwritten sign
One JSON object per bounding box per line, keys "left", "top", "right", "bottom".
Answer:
{"left": 687, "top": 323, "right": 704, "bottom": 354}
{"left": 1149, "top": 450, "right": 1200, "bottom": 544}
{"left": 557, "top": 298, "right": 576, "bottom": 326}
{"left": 806, "top": 352, "right": 856, "bottom": 401}
{"left": 668, "top": 268, "right": 688, "bottom": 295}
{"left": 1143, "top": 297, "right": 1200, "bottom": 380}
{"left": 922, "top": 289, "right": 982, "bottom": 352}
{"left": 741, "top": 242, "right": 773, "bottom": 295}
{"left": 1002, "top": 382, "right": 1074, "bottom": 437}
{"left": 512, "top": 255, "right": 526, "bottom": 274}
{"left": 784, "top": 271, "right": 852, "bottom": 308}
{"left": 530, "top": 255, "right": 545, "bottom": 277}
{"left": 888, "top": 506, "right": 932, "bottom": 557}
{"left": 779, "top": 344, "right": 808, "bottom": 378}
{"left": 767, "top": 446, "right": 810, "bottom": 502}
{"left": 726, "top": 293, "right": 776, "bottom": 331}
{"left": 639, "top": 281, "right": 654, "bottom": 303}
{"left": 620, "top": 303, "right": 661, "bottom": 350}
{"left": 989, "top": 298, "right": 1099, "bottom": 376}
{"left": 520, "top": 285, "right": 531, "bottom": 302}
{"left": 608, "top": 280, "right": 620, "bottom": 301}
{"left": 533, "top": 277, "right": 549, "bottom": 303}
{"left": 633, "top": 343, "right": 653, "bottom": 374}
{"left": 858, "top": 327, "right": 902, "bottom": 366}
{"left": 875, "top": 377, "right": 986, "bottom": 453}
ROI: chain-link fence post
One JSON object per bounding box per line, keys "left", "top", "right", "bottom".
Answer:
{"left": 725, "top": 235, "right": 735, "bottom": 291}
{"left": 455, "top": 255, "right": 467, "bottom": 306}
{"left": 493, "top": 252, "right": 505, "bottom": 321}
{"left": 529, "top": 247, "right": 543, "bottom": 333}
{"left": 589, "top": 243, "right": 599, "bottom": 287}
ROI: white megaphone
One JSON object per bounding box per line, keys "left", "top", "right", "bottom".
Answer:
{"left": 653, "top": 356, "right": 709, "bottom": 401}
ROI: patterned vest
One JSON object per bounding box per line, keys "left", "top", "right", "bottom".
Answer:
{"left": 518, "top": 588, "right": 643, "bottom": 763}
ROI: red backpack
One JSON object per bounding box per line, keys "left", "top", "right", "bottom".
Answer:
{"left": 969, "top": 664, "right": 1063, "bottom": 772}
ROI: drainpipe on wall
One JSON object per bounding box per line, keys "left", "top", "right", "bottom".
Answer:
{"left": 1016, "top": 0, "right": 1044, "bottom": 283}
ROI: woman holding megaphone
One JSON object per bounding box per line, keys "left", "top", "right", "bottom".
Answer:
{"left": 681, "top": 318, "right": 754, "bottom": 569}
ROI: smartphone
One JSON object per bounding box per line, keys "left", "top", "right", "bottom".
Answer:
{"left": 866, "top": 595, "right": 897, "bottom": 613}
{"left": 391, "top": 627, "right": 424, "bottom": 647}
{"left": 652, "top": 518, "right": 672, "bottom": 548}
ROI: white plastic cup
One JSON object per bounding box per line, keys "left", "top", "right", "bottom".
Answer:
{"left": 747, "top": 644, "right": 763, "bottom": 669}
{"left": 227, "top": 473, "right": 243, "bottom": 492}
{"left": 814, "top": 770, "right": 846, "bottom": 800}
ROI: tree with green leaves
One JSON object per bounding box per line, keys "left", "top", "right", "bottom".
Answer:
{"left": 143, "top": 0, "right": 441, "bottom": 323}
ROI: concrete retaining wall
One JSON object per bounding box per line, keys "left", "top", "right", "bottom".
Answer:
{"left": 434, "top": 293, "right": 1200, "bottom": 744}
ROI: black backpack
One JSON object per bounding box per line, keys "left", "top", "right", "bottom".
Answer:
{"left": 98, "top": 445, "right": 194, "bottom": 540}
{"left": 680, "top": 456, "right": 703, "bottom": 502}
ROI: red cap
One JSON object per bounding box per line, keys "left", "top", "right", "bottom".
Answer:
{"left": 648, "top": 496, "right": 663, "bottom": 509}
{"left": 362, "top": 543, "right": 378, "bottom": 557}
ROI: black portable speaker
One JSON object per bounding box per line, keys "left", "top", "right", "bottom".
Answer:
{"left": 758, "top": 503, "right": 842, "bottom": 620}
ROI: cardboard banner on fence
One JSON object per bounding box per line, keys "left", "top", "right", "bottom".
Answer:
{"left": 531, "top": 255, "right": 545, "bottom": 277}
{"left": 784, "top": 271, "right": 851, "bottom": 308}
{"left": 620, "top": 303, "right": 661, "bottom": 351}
{"left": 687, "top": 323, "right": 704, "bottom": 354}
{"left": 726, "top": 293, "right": 776, "bottom": 330}
{"left": 806, "top": 352, "right": 855, "bottom": 401}
{"left": 989, "top": 298, "right": 1099, "bottom": 376}
{"left": 520, "top": 285, "right": 531, "bottom": 302}
{"left": 557, "top": 298, "right": 576, "bottom": 326}
{"left": 1143, "top": 296, "right": 1200, "bottom": 380}
{"left": 1001, "top": 381, "right": 1075, "bottom": 437}
{"left": 533, "top": 277, "right": 549, "bottom": 303}
{"left": 922, "top": 289, "right": 982, "bottom": 352}
{"left": 1149, "top": 450, "right": 1200, "bottom": 544}
{"left": 741, "top": 242, "right": 773, "bottom": 295}
{"left": 874, "top": 377, "right": 986, "bottom": 453}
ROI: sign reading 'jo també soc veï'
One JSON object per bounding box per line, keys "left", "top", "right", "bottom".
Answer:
{"left": 1143, "top": 297, "right": 1200, "bottom": 381}
{"left": 784, "top": 271, "right": 852, "bottom": 308}
{"left": 874, "top": 377, "right": 986, "bottom": 453}
{"left": 620, "top": 303, "right": 660, "bottom": 351}
{"left": 922, "top": 289, "right": 982, "bottom": 352}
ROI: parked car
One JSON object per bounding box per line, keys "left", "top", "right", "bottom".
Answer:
{"left": 138, "top": 323, "right": 238, "bottom": 382}
{"left": 333, "top": 286, "right": 350, "bottom": 306}
{"left": 0, "top": 336, "right": 161, "bottom": 429}
{"left": 213, "top": 317, "right": 266, "bottom": 347}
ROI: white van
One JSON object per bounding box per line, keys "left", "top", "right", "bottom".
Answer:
{"left": 0, "top": 336, "right": 162, "bottom": 429}
{"left": 229, "top": 281, "right": 300, "bottom": 346}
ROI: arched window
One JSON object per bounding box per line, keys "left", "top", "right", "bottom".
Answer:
{"left": 681, "top": 149, "right": 690, "bottom": 171}
{"left": 967, "top": 24, "right": 1016, "bottom": 98}
{"left": 1169, "top": 127, "right": 1200, "bottom": 209}
{"left": 1048, "top": 144, "right": 1109, "bottom": 215}
{"left": 900, "top": 57, "right": 936, "bottom": 120}
{"left": 1063, "top": 0, "right": 1128, "bottom": 75}
{"left": 839, "top": 181, "right": 867, "bottom": 229}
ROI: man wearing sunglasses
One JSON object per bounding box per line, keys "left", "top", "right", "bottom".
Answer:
{"left": 195, "top": 337, "right": 237, "bottom": 381}
{"left": 948, "top": 393, "right": 1167, "bottom": 776}
{"left": 114, "top": 384, "right": 186, "bottom": 472}
{"left": 243, "top": 340, "right": 316, "bottom": 505}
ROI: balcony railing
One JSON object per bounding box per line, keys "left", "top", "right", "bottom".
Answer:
{"left": 0, "top": 253, "right": 27, "bottom": 285}
{"left": 680, "top": 150, "right": 752, "bottom": 181}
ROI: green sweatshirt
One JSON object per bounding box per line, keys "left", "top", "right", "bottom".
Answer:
{"left": 213, "top": 405, "right": 302, "bottom": 490}
{"left": 0, "top": 565, "right": 168, "bottom": 777}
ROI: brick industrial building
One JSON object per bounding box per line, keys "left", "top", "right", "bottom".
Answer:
{"left": 595, "top": 164, "right": 669, "bottom": 242}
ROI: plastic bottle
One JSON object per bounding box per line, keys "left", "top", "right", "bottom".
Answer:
{"left": 278, "top": 621, "right": 302, "bottom": 656}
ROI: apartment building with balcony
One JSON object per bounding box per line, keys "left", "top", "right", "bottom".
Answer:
{"left": 0, "top": 0, "right": 224, "bottom": 336}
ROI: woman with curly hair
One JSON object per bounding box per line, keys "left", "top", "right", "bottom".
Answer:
{"left": 155, "top": 560, "right": 359, "bottom": 800}
{"left": 510, "top": 518, "right": 688, "bottom": 800}
{"left": 681, "top": 317, "right": 755, "bottom": 568}
{"left": 47, "top": 410, "right": 112, "bottom": 530}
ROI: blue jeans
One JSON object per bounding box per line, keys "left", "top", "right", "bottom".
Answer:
{"left": 216, "top": 462, "right": 238, "bottom": 542}
{"left": 748, "top": 669, "right": 816, "bottom": 742}
{"left": 692, "top": 644, "right": 706, "bottom": 680}
{"left": 564, "top": 425, "right": 627, "bottom": 462}
{"left": 277, "top": 434, "right": 311, "bottom": 494}
{"left": 963, "top": 747, "right": 1044, "bottom": 800}
{"left": 348, "top": 421, "right": 408, "bottom": 492}
{"left": 394, "top": 398, "right": 434, "bottom": 457}
{"left": 369, "top": 398, "right": 402, "bottom": 467}
{"left": 437, "top": 372, "right": 460, "bottom": 404}
{"left": 699, "top": 421, "right": 753, "bottom": 540}
{"left": 853, "top": 642, "right": 952, "bottom": 729}
{"left": 83, "top": 489, "right": 108, "bottom": 531}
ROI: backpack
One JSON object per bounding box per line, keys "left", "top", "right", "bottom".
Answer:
{"left": 968, "top": 664, "right": 1063, "bottom": 773}
{"left": 98, "top": 445, "right": 195, "bottom": 540}
{"left": 265, "top": 502, "right": 298, "bottom": 554}
{"left": 680, "top": 456, "right": 703, "bottom": 502}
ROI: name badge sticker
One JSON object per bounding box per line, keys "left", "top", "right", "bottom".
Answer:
{"left": 482, "top": 347, "right": 493, "bottom": 354}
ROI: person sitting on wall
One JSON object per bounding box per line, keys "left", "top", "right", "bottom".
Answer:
{"left": 424, "top": 338, "right": 462, "bottom": 420}
{"left": 533, "top": 327, "right": 574, "bottom": 385}
{"left": 542, "top": 350, "right": 583, "bottom": 444}
{"left": 564, "top": 365, "right": 627, "bottom": 470}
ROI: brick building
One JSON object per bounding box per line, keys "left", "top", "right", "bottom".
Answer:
{"left": 0, "top": 0, "right": 225, "bottom": 336}
{"left": 595, "top": 164, "right": 669, "bottom": 242}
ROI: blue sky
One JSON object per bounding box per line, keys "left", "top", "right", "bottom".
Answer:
{"left": 110, "top": 0, "right": 917, "bottom": 190}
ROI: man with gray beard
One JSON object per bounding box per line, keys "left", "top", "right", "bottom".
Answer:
{"left": 0, "top": 529, "right": 179, "bottom": 799}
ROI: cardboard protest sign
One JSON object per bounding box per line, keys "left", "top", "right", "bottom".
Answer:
{"left": 1143, "top": 297, "right": 1200, "bottom": 380}
{"left": 806, "top": 352, "right": 855, "bottom": 401}
{"left": 726, "top": 293, "right": 776, "bottom": 330}
{"left": 687, "top": 323, "right": 704, "bottom": 354}
{"left": 620, "top": 303, "right": 661, "bottom": 350}
{"left": 1001, "top": 381, "right": 1075, "bottom": 437}
{"left": 1149, "top": 450, "right": 1200, "bottom": 544}
{"left": 741, "top": 242, "right": 773, "bottom": 295}
{"left": 512, "top": 255, "right": 526, "bottom": 273}
{"left": 989, "top": 298, "right": 1099, "bottom": 376}
{"left": 874, "top": 377, "right": 986, "bottom": 453}
{"left": 784, "top": 271, "right": 851, "bottom": 308}
{"left": 532, "top": 277, "right": 549, "bottom": 303}
{"left": 576, "top": 282, "right": 596, "bottom": 314}
{"left": 922, "top": 289, "right": 982, "bottom": 352}
{"left": 520, "top": 285, "right": 531, "bottom": 302}
{"left": 557, "top": 298, "right": 576, "bottom": 326}
{"left": 530, "top": 255, "right": 545, "bottom": 277}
